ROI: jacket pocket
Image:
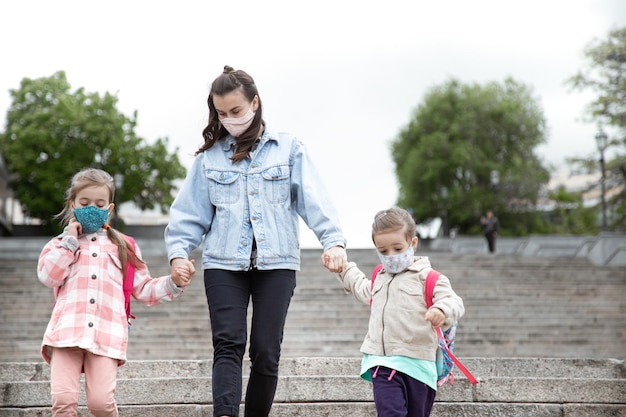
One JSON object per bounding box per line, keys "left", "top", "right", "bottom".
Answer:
{"left": 261, "top": 165, "right": 290, "bottom": 204}
{"left": 396, "top": 281, "right": 422, "bottom": 311}
{"left": 205, "top": 170, "right": 242, "bottom": 204}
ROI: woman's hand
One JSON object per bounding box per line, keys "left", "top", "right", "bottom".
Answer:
{"left": 321, "top": 246, "right": 347, "bottom": 273}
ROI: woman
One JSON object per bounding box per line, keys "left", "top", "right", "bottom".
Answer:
{"left": 165, "top": 65, "right": 347, "bottom": 417}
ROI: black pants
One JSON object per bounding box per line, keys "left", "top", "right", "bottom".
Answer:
{"left": 485, "top": 232, "right": 496, "bottom": 253}
{"left": 204, "top": 269, "right": 296, "bottom": 417}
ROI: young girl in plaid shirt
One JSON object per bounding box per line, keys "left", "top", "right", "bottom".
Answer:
{"left": 37, "top": 168, "right": 192, "bottom": 417}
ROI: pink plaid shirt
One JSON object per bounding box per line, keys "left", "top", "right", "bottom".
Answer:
{"left": 38, "top": 231, "right": 183, "bottom": 365}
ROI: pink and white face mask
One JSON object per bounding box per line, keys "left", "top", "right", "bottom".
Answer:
{"left": 220, "top": 106, "right": 255, "bottom": 137}
{"left": 377, "top": 246, "right": 415, "bottom": 274}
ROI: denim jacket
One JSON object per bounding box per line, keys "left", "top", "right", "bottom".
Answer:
{"left": 165, "top": 127, "right": 346, "bottom": 271}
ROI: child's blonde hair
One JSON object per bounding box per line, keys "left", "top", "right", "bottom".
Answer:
{"left": 371, "top": 207, "right": 416, "bottom": 243}
{"left": 56, "top": 168, "right": 144, "bottom": 271}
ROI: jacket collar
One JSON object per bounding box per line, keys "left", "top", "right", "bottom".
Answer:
{"left": 407, "top": 255, "right": 433, "bottom": 273}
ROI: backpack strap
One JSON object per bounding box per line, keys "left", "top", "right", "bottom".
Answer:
{"left": 370, "top": 264, "right": 384, "bottom": 307}
{"left": 424, "top": 269, "right": 479, "bottom": 385}
{"left": 424, "top": 269, "right": 440, "bottom": 308}
{"left": 123, "top": 236, "right": 137, "bottom": 323}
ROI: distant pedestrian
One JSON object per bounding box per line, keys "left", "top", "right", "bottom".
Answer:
{"left": 330, "top": 207, "right": 465, "bottom": 417}
{"left": 38, "top": 168, "right": 191, "bottom": 417}
{"left": 480, "top": 210, "right": 499, "bottom": 253}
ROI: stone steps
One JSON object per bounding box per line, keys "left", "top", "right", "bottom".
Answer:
{"left": 2, "top": 248, "right": 625, "bottom": 362}
{"left": 1, "top": 358, "right": 624, "bottom": 416}
{"left": 1, "top": 242, "right": 625, "bottom": 414}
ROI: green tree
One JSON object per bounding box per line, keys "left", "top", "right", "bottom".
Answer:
{"left": 392, "top": 77, "right": 550, "bottom": 235}
{"left": 546, "top": 186, "right": 598, "bottom": 234}
{"left": 0, "top": 71, "right": 187, "bottom": 233}
{"left": 567, "top": 26, "right": 626, "bottom": 230}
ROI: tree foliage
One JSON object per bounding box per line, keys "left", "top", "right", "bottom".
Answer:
{"left": 0, "top": 71, "right": 187, "bottom": 231}
{"left": 391, "top": 77, "right": 551, "bottom": 235}
{"left": 567, "top": 26, "right": 626, "bottom": 230}
{"left": 546, "top": 186, "right": 598, "bottom": 234}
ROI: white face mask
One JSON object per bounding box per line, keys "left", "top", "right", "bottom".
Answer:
{"left": 220, "top": 106, "right": 255, "bottom": 137}
{"left": 377, "top": 245, "right": 415, "bottom": 274}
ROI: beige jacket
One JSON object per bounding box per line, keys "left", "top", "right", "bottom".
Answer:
{"left": 338, "top": 256, "right": 464, "bottom": 362}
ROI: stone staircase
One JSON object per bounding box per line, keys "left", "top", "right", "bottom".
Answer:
{"left": 1, "top": 357, "right": 625, "bottom": 416}
{"left": 1, "top": 241, "right": 625, "bottom": 415}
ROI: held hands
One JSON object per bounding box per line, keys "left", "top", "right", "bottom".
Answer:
{"left": 425, "top": 307, "right": 446, "bottom": 328}
{"left": 170, "top": 258, "right": 196, "bottom": 287}
{"left": 321, "top": 246, "right": 347, "bottom": 273}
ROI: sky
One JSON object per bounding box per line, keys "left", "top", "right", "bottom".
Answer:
{"left": 1, "top": 0, "right": 624, "bottom": 248}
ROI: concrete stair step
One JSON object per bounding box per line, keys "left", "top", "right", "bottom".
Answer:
{"left": 2, "top": 377, "right": 625, "bottom": 406}
{"left": 1, "top": 358, "right": 624, "bottom": 415}
{"left": 3, "top": 403, "right": 625, "bottom": 417}
{"left": 4, "top": 358, "right": 624, "bottom": 381}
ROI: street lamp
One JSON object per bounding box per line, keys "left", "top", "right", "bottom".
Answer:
{"left": 595, "top": 127, "right": 608, "bottom": 231}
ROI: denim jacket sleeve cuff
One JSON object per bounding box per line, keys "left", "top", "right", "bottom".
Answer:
{"left": 323, "top": 239, "right": 347, "bottom": 251}
{"left": 168, "top": 251, "right": 189, "bottom": 263}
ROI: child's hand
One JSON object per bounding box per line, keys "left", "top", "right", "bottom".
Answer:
{"left": 175, "top": 266, "right": 192, "bottom": 287}
{"left": 321, "top": 247, "right": 348, "bottom": 273}
{"left": 171, "top": 258, "right": 195, "bottom": 287}
{"left": 66, "top": 218, "right": 82, "bottom": 237}
{"left": 425, "top": 307, "right": 445, "bottom": 328}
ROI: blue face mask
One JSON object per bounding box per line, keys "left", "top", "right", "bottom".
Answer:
{"left": 74, "top": 205, "right": 110, "bottom": 234}
{"left": 377, "top": 246, "right": 415, "bottom": 274}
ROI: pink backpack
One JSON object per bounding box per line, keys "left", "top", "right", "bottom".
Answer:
{"left": 123, "top": 236, "right": 137, "bottom": 324}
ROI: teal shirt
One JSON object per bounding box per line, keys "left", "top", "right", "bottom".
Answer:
{"left": 360, "top": 354, "right": 438, "bottom": 391}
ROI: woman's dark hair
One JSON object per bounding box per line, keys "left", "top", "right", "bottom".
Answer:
{"left": 197, "top": 65, "right": 264, "bottom": 162}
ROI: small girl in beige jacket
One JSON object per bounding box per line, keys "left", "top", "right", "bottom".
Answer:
{"left": 335, "top": 207, "right": 464, "bottom": 417}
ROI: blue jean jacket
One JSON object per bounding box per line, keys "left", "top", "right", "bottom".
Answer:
{"left": 165, "top": 127, "right": 346, "bottom": 271}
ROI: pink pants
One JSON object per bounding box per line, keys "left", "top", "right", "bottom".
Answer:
{"left": 49, "top": 347, "right": 119, "bottom": 417}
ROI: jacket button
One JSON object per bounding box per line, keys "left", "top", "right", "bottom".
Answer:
{"left": 92, "top": 253, "right": 98, "bottom": 257}
{"left": 90, "top": 298, "right": 95, "bottom": 304}
{"left": 91, "top": 274, "right": 97, "bottom": 280}
{"left": 88, "top": 322, "right": 94, "bottom": 327}
{"left": 91, "top": 237, "right": 97, "bottom": 241}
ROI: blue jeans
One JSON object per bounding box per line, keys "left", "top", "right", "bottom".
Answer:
{"left": 204, "top": 269, "right": 296, "bottom": 417}
{"left": 371, "top": 366, "right": 436, "bottom": 417}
